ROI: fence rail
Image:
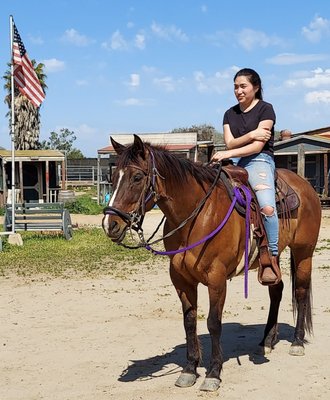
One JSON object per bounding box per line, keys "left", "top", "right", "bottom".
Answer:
{"left": 60, "top": 166, "right": 109, "bottom": 186}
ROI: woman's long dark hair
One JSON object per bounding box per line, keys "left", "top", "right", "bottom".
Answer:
{"left": 234, "top": 68, "right": 263, "bottom": 100}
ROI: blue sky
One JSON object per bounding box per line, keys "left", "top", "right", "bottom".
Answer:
{"left": 1, "top": 0, "right": 330, "bottom": 157}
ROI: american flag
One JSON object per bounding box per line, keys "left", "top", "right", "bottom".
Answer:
{"left": 13, "top": 23, "right": 45, "bottom": 108}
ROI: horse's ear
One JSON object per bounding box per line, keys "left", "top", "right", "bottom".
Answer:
{"left": 133, "top": 134, "right": 146, "bottom": 160}
{"left": 110, "top": 136, "right": 126, "bottom": 155}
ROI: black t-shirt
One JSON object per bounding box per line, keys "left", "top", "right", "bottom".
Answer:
{"left": 223, "top": 100, "right": 276, "bottom": 156}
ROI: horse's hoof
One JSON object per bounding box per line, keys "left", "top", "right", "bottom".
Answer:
{"left": 175, "top": 372, "right": 197, "bottom": 388}
{"left": 289, "top": 345, "right": 305, "bottom": 356}
{"left": 199, "top": 377, "right": 221, "bottom": 392}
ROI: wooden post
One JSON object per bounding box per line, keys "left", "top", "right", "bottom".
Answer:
{"left": 97, "top": 154, "right": 100, "bottom": 205}
{"left": 3, "top": 161, "right": 7, "bottom": 204}
{"left": 297, "top": 144, "right": 305, "bottom": 178}
{"left": 45, "top": 160, "right": 49, "bottom": 202}
{"left": 19, "top": 161, "right": 23, "bottom": 202}
{"left": 61, "top": 159, "right": 66, "bottom": 189}
{"left": 324, "top": 153, "right": 329, "bottom": 197}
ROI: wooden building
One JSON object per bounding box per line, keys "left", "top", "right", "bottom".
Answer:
{"left": 274, "top": 128, "right": 330, "bottom": 199}
{"left": 0, "top": 149, "right": 65, "bottom": 207}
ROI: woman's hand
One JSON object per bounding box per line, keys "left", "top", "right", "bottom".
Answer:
{"left": 211, "top": 150, "right": 233, "bottom": 163}
{"left": 251, "top": 127, "right": 271, "bottom": 142}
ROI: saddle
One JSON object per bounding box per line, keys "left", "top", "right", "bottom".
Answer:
{"left": 219, "top": 163, "right": 300, "bottom": 280}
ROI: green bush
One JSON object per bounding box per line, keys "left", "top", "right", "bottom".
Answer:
{"left": 65, "top": 195, "right": 103, "bottom": 215}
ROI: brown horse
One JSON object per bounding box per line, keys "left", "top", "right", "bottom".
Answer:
{"left": 102, "top": 134, "right": 321, "bottom": 392}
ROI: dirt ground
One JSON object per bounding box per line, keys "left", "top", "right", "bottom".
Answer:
{"left": 1, "top": 210, "right": 329, "bottom": 400}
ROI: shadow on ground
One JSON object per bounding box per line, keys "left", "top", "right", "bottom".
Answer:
{"left": 118, "top": 322, "right": 295, "bottom": 382}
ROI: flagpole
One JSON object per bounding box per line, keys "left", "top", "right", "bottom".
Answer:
{"left": 10, "top": 15, "right": 16, "bottom": 233}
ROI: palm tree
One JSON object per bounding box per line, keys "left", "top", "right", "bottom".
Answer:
{"left": 3, "top": 60, "right": 47, "bottom": 150}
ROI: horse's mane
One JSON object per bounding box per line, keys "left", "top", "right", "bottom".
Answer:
{"left": 116, "top": 142, "right": 217, "bottom": 188}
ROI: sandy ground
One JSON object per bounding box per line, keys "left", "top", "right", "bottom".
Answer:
{"left": 0, "top": 210, "right": 330, "bottom": 400}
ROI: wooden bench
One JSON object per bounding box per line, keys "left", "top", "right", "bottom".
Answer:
{"left": 4, "top": 202, "right": 73, "bottom": 240}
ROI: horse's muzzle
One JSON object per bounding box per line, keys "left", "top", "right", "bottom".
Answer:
{"left": 102, "top": 214, "right": 128, "bottom": 243}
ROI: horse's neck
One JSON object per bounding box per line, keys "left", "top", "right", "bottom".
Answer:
{"left": 156, "top": 173, "right": 209, "bottom": 224}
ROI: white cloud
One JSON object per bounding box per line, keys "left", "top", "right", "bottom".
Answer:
{"left": 42, "top": 58, "right": 65, "bottom": 73}
{"left": 52, "top": 123, "right": 96, "bottom": 138}
{"left": 151, "top": 21, "right": 189, "bottom": 42}
{"left": 129, "top": 74, "right": 140, "bottom": 87}
{"left": 153, "top": 76, "right": 176, "bottom": 92}
{"left": 134, "top": 33, "right": 146, "bottom": 49}
{"left": 302, "top": 15, "right": 330, "bottom": 43}
{"left": 193, "top": 66, "right": 239, "bottom": 93}
{"left": 75, "top": 123, "right": 97, "bottom": 136}
{"left": 61, "top": 28, "right": 93, "bottom": 46}
{"left": 109, "top": 30, "right": 128, "bottom": 50}
{"left": 102, "top": 30, "right": 145, "bottom": 51}
{"left": 237, "top": 28, "right": 283, "bottom": 51}
{"left": 305, "top": 90, "right": 330, "bottom": 104}
{"left": 267, "top": 53, "right": 329, "bottom": 65}
{"left": 115, "top": 98, "right": 155, "bottom": 106}
{"left": 285, "top": 68, "right": 330, "bottom": 89}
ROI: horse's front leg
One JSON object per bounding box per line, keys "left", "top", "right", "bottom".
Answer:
{"left": 170, "top": 268, "right": 200, "bottom": 388}
{"left": 199, "top": 280, "right": 227, "bottom": 392}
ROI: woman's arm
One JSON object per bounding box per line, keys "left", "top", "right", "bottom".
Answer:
{"left": 212, "top": 141, "right": 264, "bottom": 162}
{"left": 223, "top": 119, "right": 273, "bottom": 149}
{"left": 213, "top": 119, "right": 274, "bottom": 162}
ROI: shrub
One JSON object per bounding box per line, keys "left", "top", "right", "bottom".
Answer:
{"left": 65, "top": 195, "right": 103, "bottom": 215}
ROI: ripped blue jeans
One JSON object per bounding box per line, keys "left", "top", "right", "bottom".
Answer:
{"left": 238, "top": 153, "right": 279, "bottom": 256}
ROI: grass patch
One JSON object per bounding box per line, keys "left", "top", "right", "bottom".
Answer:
{"left": 0, "top": 228, "right": 159, "bottom": 278}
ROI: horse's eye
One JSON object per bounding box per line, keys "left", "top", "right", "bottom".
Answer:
{"left": 132, "top": 173, "right": 144, "bottom": 183}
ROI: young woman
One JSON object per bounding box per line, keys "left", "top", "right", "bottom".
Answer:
{"left": 212, "top": 68, "right": 280, "bottom": 285}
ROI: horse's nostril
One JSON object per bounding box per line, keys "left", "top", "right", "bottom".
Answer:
{"left": 110, "top": 220, "right": 119, "bottom": 233}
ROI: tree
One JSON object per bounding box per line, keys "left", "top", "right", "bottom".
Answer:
{"left": 3, "top": 61, "right": 47, "bottom": 150}
{"left": 172, "top": 124, "right": 217, "bottom": 141}
{"left": 40, "top": 128, "right": 85, "bottom": 159}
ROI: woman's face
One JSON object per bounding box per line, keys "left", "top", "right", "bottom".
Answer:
{"left": 234, "top": 75, "right": 258, "bottom": 107}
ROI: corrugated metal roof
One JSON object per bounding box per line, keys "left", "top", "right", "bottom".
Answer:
{"left": 295, "top": 126, "right": 330, "bottom": 136}
{"left": 0, "top": 149, "right": 65, "bottom": 160}
{"left": 108, "top": 132, "right": 197, "bottom": 146}
{"left": 98, "top": 143, "right": 196, "bottom": 154}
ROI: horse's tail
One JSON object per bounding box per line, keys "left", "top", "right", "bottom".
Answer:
{"left": 290, "top": 251, "right": 313, "bottom": 336}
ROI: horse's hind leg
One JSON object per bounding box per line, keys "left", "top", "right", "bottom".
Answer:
{"left": 170, "top": 268, "right": 200, "bottom": 388}
{"left": 260, "top": 280, "right": 284, "bottom": 353}
{"left": 289, "top": 250, "right": 313, "bottom": 356}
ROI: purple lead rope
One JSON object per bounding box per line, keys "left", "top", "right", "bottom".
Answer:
{"left": 145, "top": 184, "right": 252, "bottom": 297}
{"left": 145, "top": 195, "right": 237, "bottom": 255}
{"left": 233, "top": 186, "right": 252, "bottom": 298}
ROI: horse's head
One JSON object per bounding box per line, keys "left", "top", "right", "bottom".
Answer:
{"left": 102, "top": 134, "right": 156, "bottom": 242}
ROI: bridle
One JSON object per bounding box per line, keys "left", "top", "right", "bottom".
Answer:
{"left": 103, "top": 150, "right": 163, "bottom": 238}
